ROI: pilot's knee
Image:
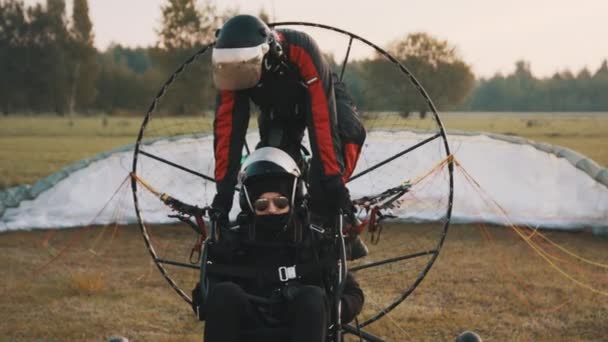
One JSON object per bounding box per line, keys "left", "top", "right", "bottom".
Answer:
{"left": 208, "top": 281, "right": 247, "bottom": 306}
{"left": 291, "top": 285, "right": 326, "bottom": 313}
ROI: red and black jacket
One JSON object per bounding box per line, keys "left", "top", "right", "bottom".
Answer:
{"left": 212, "top": 29, "right": 346, "bottom": 213}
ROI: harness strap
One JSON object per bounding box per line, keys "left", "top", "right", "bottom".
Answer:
{"left": 205, "top": 256, "right": 336, "bottom": 283}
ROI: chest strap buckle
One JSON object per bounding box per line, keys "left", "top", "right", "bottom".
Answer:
{"left": 278, "top": 265, "right": 297, "bottom": 282}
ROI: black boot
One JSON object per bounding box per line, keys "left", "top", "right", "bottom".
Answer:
{"left": 346, "top": 234, "right": 368, "bottom": 260}
{"left": 309, "top": 207, "right": 369, "bottom": 260}
{"left": 350, "top": 235, "right": 369, "bottom": 260}
{"left": 342, "top": 213, "right": 368, "bottom": 260}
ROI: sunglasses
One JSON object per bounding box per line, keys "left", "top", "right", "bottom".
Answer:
{"left": 253, "top": 196, "right": 290, "bottom": 212}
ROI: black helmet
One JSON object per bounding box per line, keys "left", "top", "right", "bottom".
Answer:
{"left": 239, "top": 147, "right": 301, "bottom": 212}
{"left": 212, "top": 15, "right": 282, "bottom": 90}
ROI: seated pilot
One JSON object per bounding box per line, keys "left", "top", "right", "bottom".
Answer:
{"left": 193, "top": 147, "right": 364, "bottom": 342}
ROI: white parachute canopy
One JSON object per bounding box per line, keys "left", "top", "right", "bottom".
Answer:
{"left": 1, "top": 132, "right": 607, "bottom": 232}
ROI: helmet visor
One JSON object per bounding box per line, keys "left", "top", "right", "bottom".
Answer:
{"left": 212, "top": 43, "right": 269, "bottom": 90}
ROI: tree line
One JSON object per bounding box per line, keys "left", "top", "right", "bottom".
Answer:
{"left": 0, "top": 0, "right": 606, "bottom": 116}
{"left": 0, "top": 0, "right": 223, "bottom": 115}
{"left": 464, "top": 60, "right": 608, "bottom": 111}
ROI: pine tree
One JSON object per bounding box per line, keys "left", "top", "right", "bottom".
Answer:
{"left": 0, "top": 0, "right": 27, "bottom": 114}
{"left": 70, "top": 0, "right": 98, "bottom": 112}
{"left": 591, "top": 60, "right": 608, "bottom": 110}
{"left": 44, "top": 0, "right": 70, "bottom": 114}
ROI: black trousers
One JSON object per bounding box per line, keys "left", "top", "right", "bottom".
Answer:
{"left": 204, "top": 282, "right": 328, "bottom": 342}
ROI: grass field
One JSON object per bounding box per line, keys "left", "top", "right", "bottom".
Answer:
{"left": 0, "top": 115, "right": 213, "bottom": 189}
{"left": 1, "top": 223, "right": 606, "bottom": 341}
{"left": 1, "top": 113, "right": 607, "bottom": 341}
{"left": 1, "top": 112, "right": 607, "bottom": 189}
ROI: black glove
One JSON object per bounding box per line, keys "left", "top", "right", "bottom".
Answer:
{"left": 322, "top": 177, "right": 353, "bottom": 216}
{"left": 209, "top": 206, "right": 229, "bottom": 229}
{"left": 211, "top": 192, "right": 232, "bottom": 228}
{"left": 328, "top": 180, "right": 360, "bottom": 228}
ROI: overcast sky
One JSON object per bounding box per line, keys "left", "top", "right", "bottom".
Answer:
{"left": 24, "top": 0, "right": 608, "bottom": 78}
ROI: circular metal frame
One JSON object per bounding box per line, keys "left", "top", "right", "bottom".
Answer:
{"left": 131, "top": 21, "right": 454, "bottom": 329}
